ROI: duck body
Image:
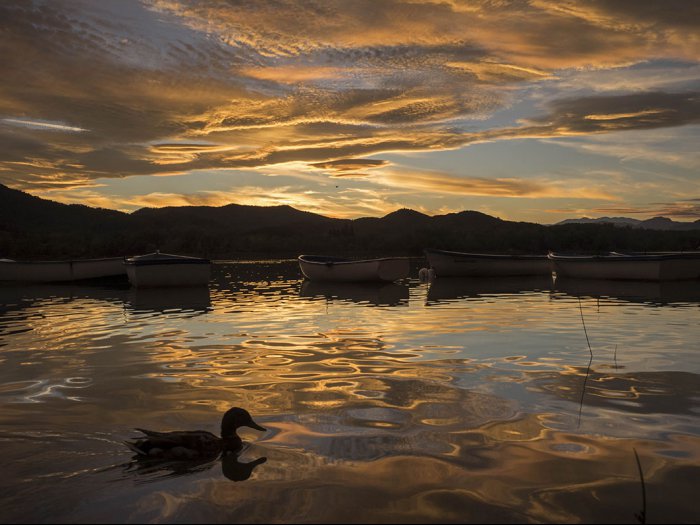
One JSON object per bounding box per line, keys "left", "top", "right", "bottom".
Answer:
{"left": 126, "top": 429, "right": 233, "bottom": 459}
{"left": 125, "top": 407, "right": 265, "bottom": 460}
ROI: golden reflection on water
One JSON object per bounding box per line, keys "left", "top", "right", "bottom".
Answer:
{"left": 0, "top": 261, "right": 699, "bottom": 522}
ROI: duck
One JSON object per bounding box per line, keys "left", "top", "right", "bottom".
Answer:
{"left": 125, "top": 407, "right": 266, "bottom": 460}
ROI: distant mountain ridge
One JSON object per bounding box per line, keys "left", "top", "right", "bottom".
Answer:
{"left": 557, "top": 216, "right": 700, "bottom": 231}
{"left": 1, "top": 184, "right": 699, "bottom": 258}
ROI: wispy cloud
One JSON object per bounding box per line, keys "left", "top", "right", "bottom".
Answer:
{"left": 547, "top": 198, "right": 700, "bottom": 220}
{"left": 372, "top": 168, "right": 618, "bottom": 200}
{"left": 592, "top": 199, "right": 700, "bottom": 219}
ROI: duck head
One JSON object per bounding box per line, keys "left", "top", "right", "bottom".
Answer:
{"left": 221, "top": 407, "right": 266, "bottom": 440}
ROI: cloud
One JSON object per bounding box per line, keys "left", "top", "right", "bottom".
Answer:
{"left": 525, "top": 91, "right": 700, "bottom": 134}
{"left": 2, "top": 118, "right": 87, "bottom": 133}
{"left": 151, "top": 0, "right": 700, "bottom": 66}
{"left": 372, "top": 169, "right": 617, "bottom": 200}
{"left": 547, "top": 197, "right": 700, "bottom": 220}
{"left": 445, "top": 61, "right": 552, "bottom": 84}
{"left": 1, "top": 1, "right": 699, "bottom": 217}
{"left": 310, "top": 158, "right": 389, "bottom": 174}
{"left": 591, "top": 199, "right": 700, "bottom": 219}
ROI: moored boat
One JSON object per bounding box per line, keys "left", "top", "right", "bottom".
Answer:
{"left": 548, "top": 252, "right": 700, "bottom": 281}
{"left": 424, "top": 248, "right": 552, "bottom": 277}
{"left": 298, "top": 255, "right": 410, "bottom": 282}
{"left": 125, "top": 252, "right": 211, "bottom": 288}
{"left": 0, "top": 257, "right": 126, "bottom": 283}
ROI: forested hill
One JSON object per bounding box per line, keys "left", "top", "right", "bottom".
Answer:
{"left": 1, "top": 184, "right": 699, "bottom": 259}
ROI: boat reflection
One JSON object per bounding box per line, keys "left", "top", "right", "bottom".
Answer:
{"left": 125, "top": 286, "right": 212, "bottom": 314}
{"left": 426, "top": 275, "right": 553, "bottom": 304}
{"left": 554, "top": 277, "right": 700, "bottom": 305}
{"left": 211, "top": 260, "right": 301, "bottom": 288}
{"left": 124, "top": 449, "right": 267, "bottom": 483}
{"left": 0, "top": 283, "right": 127, "bottom": 315}
{"left": 300, "top": 280, "right": 409, "bottom": 307}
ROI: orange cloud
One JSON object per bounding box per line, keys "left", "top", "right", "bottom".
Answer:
{"left": 239, "top": 66, "right": 353, "bottom": 84}
{"left": 373, "top": 169, "right": 618, "bottom": 200}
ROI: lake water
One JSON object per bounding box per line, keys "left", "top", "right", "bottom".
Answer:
{"left": 1, "top": 260, "right": 699, "bottom": 523}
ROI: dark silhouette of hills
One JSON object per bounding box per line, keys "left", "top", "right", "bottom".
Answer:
{"left": 0, "top": 183, "right": 127, "bottom": 232}
{"left": 1, "top": 184, "right": 699, "bottom": 259}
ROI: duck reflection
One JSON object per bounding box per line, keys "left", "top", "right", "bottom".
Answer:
{"left": 222, "top": 452, "right": 267, "bottom": 481}
{"left": 554, "top": 277, "right": 700, "bottom": 305}
{"left": 426, "top": 275, "right": 553, "bottom": 304}
{"left": 300, "top": 280, "right": 409, "bottom": 307}
{"left": 124, "top": 448, "right": 267, "bottom": 483}
{"left": 126, "top": 286, "right": 211, "bottom": 314}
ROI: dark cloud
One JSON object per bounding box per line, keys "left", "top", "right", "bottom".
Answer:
{"left": 530, "top": 91, "right": 700, "bottom": 133}
{"left": 0, "top": 2, "right": 246, "bottom": 142}
{"left": 592, "top": 201, "right": 700, "bottom": 219}
{"left": 587, "top": 0, "right": 700, "bottom": 29}
{"left": 310, "top": 159, "right": 389, "bottom": 171}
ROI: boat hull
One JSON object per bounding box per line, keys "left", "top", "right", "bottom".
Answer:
{"left": 0, "top": 257, "right": 126, "bottom": 283}
{"left": 425, "top": 249, "right": 551, "bottom": 277}
{"left": 125, "top": 253, "right": 211, "bottom": 288}
{"left": 549, "top": 252, "right": 700, "bottom": 281}
{"left": 298, "top": 256, "right": 410, "bottom": 282}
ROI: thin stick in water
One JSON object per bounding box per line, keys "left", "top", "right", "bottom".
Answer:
{"left": 578, "top": 297, "right": 593, "bottom": 357}
{"left": 577, "top": 297, "right": 594, "bottom": 427}
{"left": 633, "top": 447, "right": 647, "bottom": 524}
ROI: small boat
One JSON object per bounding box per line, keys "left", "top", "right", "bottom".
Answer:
{"left": 424, "top": 249, "right": 552, "bottom": 277}
{"left": 298, "top": 255, "right": 410, "bottom": 282}
{"left": 548, "top": 252, "right": 700, "bottom": 281}
{"left": 125, "top": 252, "right": 211, "bottom": 288}
{"left": 0, "top": 257, "right": 126, "bottom": 283}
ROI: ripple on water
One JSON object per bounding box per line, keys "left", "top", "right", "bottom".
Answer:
{"left": 0, "top": 263, "right": 699, "bottom": 523}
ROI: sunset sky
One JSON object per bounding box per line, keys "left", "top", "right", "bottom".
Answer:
{"left": 1, "top": 0, "right": 699, "bottom": 223}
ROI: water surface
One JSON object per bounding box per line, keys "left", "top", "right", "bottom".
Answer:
{"left": 1, "top": 261, "right": 699, "bottom": 523}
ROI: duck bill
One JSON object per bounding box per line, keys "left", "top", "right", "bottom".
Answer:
{"left": 248, "top": 421, "right": 266, "bottom": 432}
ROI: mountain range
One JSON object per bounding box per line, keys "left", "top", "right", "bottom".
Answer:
{"left": 1, "top": 184, "right": 698, "bottom": 259}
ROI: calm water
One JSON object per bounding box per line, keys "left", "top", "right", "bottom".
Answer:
{"left": 1, "top": 260, "right": 699, "bottom": 523}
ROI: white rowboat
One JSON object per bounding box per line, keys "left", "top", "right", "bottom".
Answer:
{"left": 0, "top": 257, "right": 126, "bottom": 282}
{"left": 548, "top": 252, "right": 700, "bottom": 281}
{"left": 298, "top": 255, "right": 410, "bottom": 282}
{"left": 425, "top": 249, "right": 552, "bottom": 277}
{"left": 125, "top": 252, "right": 211, "bottom": 288}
